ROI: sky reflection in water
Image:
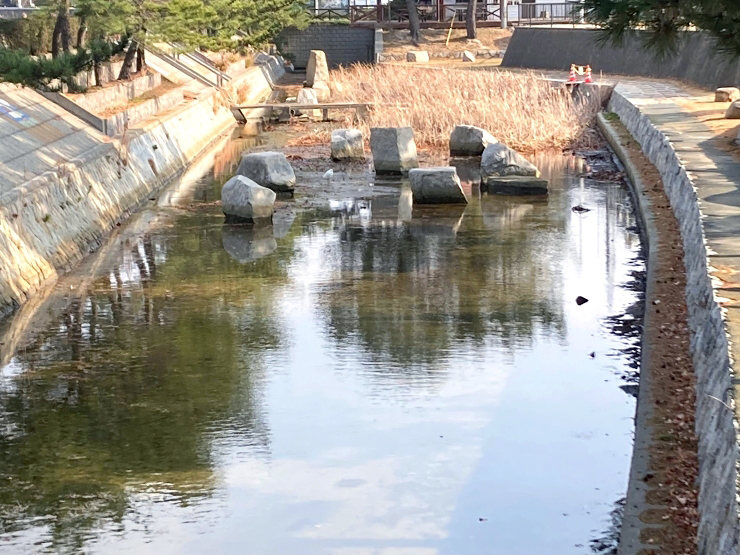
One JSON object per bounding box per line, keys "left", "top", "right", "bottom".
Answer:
{"left": 0, "top": 152, "right": 642, "bottom": 555}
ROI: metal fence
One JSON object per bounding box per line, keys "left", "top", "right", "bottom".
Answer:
{"left": 311, "top": 2, "right": 583, "bottom": 25}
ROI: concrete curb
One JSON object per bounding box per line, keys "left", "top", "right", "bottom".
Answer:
{"left": 596, "top": 112, "right": 664, "bottom": 555}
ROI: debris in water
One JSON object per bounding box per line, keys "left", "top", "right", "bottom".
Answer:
{"left": 589, "top": 352, "right": 595, "bottom": 358}
{"left": 576, "top": 296, "right": 589, "bottom": 306}
{"left": 572, "top": 205, "right": 591, "bottom": 213}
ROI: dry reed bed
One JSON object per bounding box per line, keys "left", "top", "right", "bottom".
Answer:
{"left": 324, "top": 65, "right": 600, "bottom": 152}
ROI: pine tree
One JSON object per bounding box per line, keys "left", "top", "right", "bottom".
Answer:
{"left": 584, "top": 0, "right": 740, "bottom": 57}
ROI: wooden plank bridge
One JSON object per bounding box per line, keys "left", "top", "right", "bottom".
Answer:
{"left": 230, "top": 102, "right": 373, "bottom": 123}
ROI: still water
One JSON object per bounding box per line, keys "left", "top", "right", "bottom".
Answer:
{"left": 0, "top": 138, "right": 642, "bottom": 554}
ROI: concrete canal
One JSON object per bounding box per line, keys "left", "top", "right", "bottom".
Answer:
{"left": 0, "top": 133, "right": 643, "bottom": 554}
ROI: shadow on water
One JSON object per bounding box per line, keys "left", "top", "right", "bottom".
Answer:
{"left": 0, "top": 137, "right": 644, "bottom": 554}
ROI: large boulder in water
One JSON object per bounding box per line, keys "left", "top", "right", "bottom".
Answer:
{"left": 480, "top": 143, "right": 539, "bottom": 177}
{"left": 449, "top": 124, "right": 497, "bottom": 156}
{"left": 482, "top": 175, "right": 549, "bottom": 196}
{"left": 306, "top": 50, "right": 329, "bottom": 87}
{"left": 236, "top": 151, "right": 296, "bottom": 193}
{"left": 370, "top": 127, "right": 418, "bottom": 174}
{"left": 331, "top": 129, "right": 364, "bottom": 160}
{"left": 410, "top": 167, "right": 468, "bottom": 204}
{"left": 221, "top": 175, "right": 276, "bottom": 223}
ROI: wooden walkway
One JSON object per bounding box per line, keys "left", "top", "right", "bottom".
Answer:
{"left": 230, "top": 102, "right": 372, "bottom": 123}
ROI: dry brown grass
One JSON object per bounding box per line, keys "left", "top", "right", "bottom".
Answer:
{"left": 325, "top": 64, "right": 600, "bottom": 152}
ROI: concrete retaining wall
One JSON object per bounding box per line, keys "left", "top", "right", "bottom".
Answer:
{"left": 607, "top": 89, "right": 740, "bottom": 555}
{"left": 73, "top": 60, "right": 126, "bottom": 90}
{"left": 0, "top": 56, "right": 284, "bottom": 318}
{"left": 503, "top": 28, "right": 740, "bottom": 90}
{"left": 69, "top": 73, "right": 162, "bottom": 114}
{"left": 102, "top": 87, "right": 184, "bottom": 137}
{"left": 278, "top": 24, "right": 375, "bottom": 68}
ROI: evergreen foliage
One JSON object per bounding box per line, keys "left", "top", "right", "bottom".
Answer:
{"left": 0, "top": 0, "right": 309, "bottom": 89}
{"left": 583, "top": 0, "right": 740, "bottom": 57}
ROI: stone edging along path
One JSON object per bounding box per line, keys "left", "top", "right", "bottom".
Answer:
{"left": 604, "top": 84, "right": 740, "bottom": 555}
{"left": 0, "top": 57, "right": 283, "bottom": 319}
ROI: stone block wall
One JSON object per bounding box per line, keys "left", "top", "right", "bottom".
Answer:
{"left": 608, "top": 89, "right": 740, "bottom": 555}
{"left": 278, "top": 24, "right": 375, "bottom": 68}
{"left": 503, "top": 28, "right": 740, "bottom": 90}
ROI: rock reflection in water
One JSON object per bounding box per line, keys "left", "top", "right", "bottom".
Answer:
{"left": 222, "top": 225, "right": 278, "bottom": 264}
{"left": 0, "top": 153, "right": 644, "bottom": 555}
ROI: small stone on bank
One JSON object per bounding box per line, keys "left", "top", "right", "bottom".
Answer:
{"left": 716, "top": 87, "right": 740, "bottom": 103}
{"left": 409, "top": 167, "right": 468, "bottom": 204}
{"left": 462, "top": 50, "right": 476, "bottom": 63}
{"left": 481, "top": 175, "right": 548, "bottom": 196}
{"left": 725, "top": 100, "right": 740, "bottom": 119}
{"left": 407, "top": 50, "right": 430, "bottom": 63}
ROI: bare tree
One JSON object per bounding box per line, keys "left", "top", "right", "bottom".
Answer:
{"left": 405, "top": 0, "right": 421, "bottom": 45}
{"left": 466, "top": 0, "right": 477, "bottom": 39}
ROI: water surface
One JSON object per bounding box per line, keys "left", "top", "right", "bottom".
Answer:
{"left": 0, "top": 142, "right": 642, "bottom": 554}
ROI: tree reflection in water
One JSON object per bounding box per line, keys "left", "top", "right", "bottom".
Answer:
{"left": 0, "top": 211, "right": 300, "bottom": 551}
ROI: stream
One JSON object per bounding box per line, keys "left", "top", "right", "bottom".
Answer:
{"left": 0, "top": 129, "right": 643, "bottom": 555}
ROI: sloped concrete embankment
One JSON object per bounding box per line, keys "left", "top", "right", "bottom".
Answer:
{"left": 607, "top": 90, "right": 739, "bottom": 555}
{"left": 0, "top": 60, "right": 283, "bottom": 318}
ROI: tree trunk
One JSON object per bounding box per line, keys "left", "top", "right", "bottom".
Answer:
{"left": 76, "top": 16, "right": 87, "bottom": 49}
{"left": 499, "top": 0, "right": 507, "bottom": 29}
{"left": 51, "top": 14, "right": 62, "bottom": 57}
{"left": 136, "top": 44, "right": 146, "bottom": 73}
{"left": 118, "top": 40, "right": 139, "bottom": 80}
{"left": 466, "top": 0, "right": 477, "bottom": 39}
{"left": 94, "top": 62, "right": 102, "bottom": 87}
{"left": 406, "top": 0, "right": 421, "bottom": 45}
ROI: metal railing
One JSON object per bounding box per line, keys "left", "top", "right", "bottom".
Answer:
{"left": 310, "top": 2, "right": 583, "bottom": 25}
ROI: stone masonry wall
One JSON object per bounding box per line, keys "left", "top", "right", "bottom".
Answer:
{"left": 608, "top": 89, "right": 740, "bottom": 555}
{"left": 278, "top": 24, "right": 375, "bottom": 68}
{"left": 0, "top": 59, "right": 283, "bottom": 318}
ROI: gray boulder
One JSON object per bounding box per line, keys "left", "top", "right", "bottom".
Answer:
{"left": 482, "top": 175, "right": 548, "bottom": 195}
{"left": 306, "top": 50, "right": 329, "bottom": 87}
{"left": 221, "top": 175, "right": 276, "bottom": 223}
{"left": 450, "top": 125, "right": 497, "bottom": 156}
{"left": 222, "top": 225, "right": 277, "bottom": 264}
{"left": 716, "top": 87, "right": 740, "bottom": 102}
{"left": 236, "top": 151, "right": 296, "bottom": 193}
{"left": 726, "top": 100, "right": 740, "bottom": 119}
{"left": 407, "top": 51, "right": 429, "bottom": 63}
{"left": 331, "top": 129, "right": 365, "bottom": 160}
{"left": 410, "top": 167, "right": 468, "bottom": 204}
{"left": 481, "top": 143, "right": 539, "bottom": 177}
{"left": 296, "top": 87, "right": 320, "bottom": 119}
{"left": 370, "top": 127, "right": 419, "bottom": 174}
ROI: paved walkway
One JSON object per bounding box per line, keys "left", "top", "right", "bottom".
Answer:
{"left": 612, "top": 80, "right": 740, "bottom": 402}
